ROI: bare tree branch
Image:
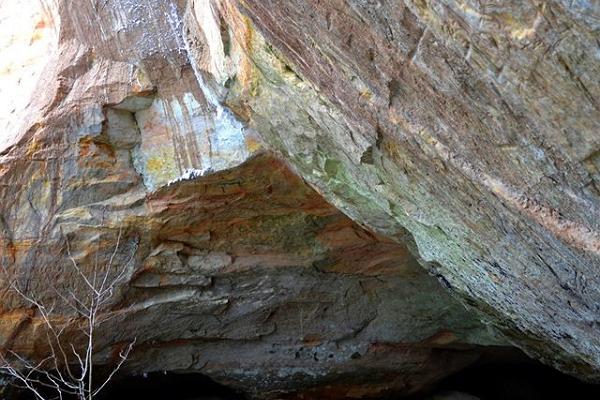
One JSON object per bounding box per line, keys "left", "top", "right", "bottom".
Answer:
{"left": 0, "top": 228, "right": 137, "bottom": 400}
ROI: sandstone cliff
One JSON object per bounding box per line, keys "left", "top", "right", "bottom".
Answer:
{"left": 0, "top": 0, "right": 598, "bottom": 398}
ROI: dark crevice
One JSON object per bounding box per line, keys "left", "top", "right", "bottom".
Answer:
{"left": 99, "top": 372, "right": 246, "bottom": 400}
{"left": 404, "top": 351, "right": 600, "bottom": 400}
{"left": 8, "top": 350, "right": 600, "bottom": 399}
{"left": 9, "top": 371, "right": 246, "bottom": 400}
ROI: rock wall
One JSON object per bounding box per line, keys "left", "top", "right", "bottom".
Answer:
{"left": 0, "top": 0, "right": 598, "bottom": 397}
{"left": 197, "top": 0, "right": 600, "bottom": 378}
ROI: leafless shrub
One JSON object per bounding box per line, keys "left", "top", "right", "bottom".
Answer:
{"left": 0, "top": 228, "right": 137, "bottom": 400}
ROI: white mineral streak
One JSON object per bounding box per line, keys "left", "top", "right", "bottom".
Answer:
{"left": 0, "top": 0, "right": 251, "bottom": 192}
{"left": 161, "top": 0, "right": 250, "bottom": 183}
{"left": 166, "top": 167, "right": 213, "bottom": 186}
{"left": 114, "top": 0, "right": 253, "bottom": 191}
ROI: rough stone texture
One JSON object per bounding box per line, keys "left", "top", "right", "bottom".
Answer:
{"left": 1, "top": 149, "right": 501, "bottom": 398}
{"left": 196, "top": 0, "right": 600, "bottom": 378}
{"left": 0, "top": 0, "right": 598, "bottom": 397}
{"left": 0, "top": 1, "right": 508, "bottom": 398}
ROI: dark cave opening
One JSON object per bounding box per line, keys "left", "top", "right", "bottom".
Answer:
{"left": 96, "top": 372, "right": 246, "bottom": 400}
{"left": 9, "top": 356, "right": 600, "bottom": 400}
{"left": 8, "top": 371, "right": 246, "bottom": 400}
{"left": 409, "top": 356, "right": 600, "bottom": 400}
{"left": 101, "top": 359, "right": 600, "bottom": 400}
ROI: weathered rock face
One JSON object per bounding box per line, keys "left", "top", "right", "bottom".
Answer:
{"left": 1, "top": 151, "right": 502, "bottom": 398}
{"left": 0, "top": 1, "right": 508, "bottom": 398}
{"left": 195, "top": 0, "right": 600, "bottom": 377}
{"left": 0, "top": 0, "right": 598, "bottom": 398}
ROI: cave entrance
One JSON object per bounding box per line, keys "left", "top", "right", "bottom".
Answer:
{"left": 408, "top": 351, "right": 600, "bottom": 400}
{"left": 9, "top": 371, "right": 245, "bottom": 400}
{"left": 9, "top": 354, "right": 600, "bottom": 400}
{"left": 100, "top": 359, "right": 600, "bottom": 400}
{"left": 96, "top": 372, "right": 245, "bottom": 400}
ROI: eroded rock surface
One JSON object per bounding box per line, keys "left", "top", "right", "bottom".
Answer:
{"left": 194, "top": 0, "right": 600, "bottom": 378}
{"left": 0, "top": 0, "right": 598, "bottom": 398}
{"left": 0, "top": 1, "right": 507, "bottom": 398}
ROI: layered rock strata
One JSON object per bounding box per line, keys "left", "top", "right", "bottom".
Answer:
{"left": 0, "top": 0, "right": 598, "bottom": 397}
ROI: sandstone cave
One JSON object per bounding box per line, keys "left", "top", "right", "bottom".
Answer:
{"left": 0, "top": 0, "right": 599, "bottom": 399}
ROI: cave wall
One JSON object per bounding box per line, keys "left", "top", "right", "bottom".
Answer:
{"left": 193, "top": 0, "right": 600, "bottom": 377}
{"left": 0, "top": 0, "right": 598, "bottom": 397}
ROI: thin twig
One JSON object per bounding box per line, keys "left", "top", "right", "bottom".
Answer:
{"left": 1, "top": 227, "right": 137, "bottom": 399}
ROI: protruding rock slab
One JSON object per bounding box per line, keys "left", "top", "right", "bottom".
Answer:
{"left": 0, "top": 2, "right": 505, "bottom": 397}
{"left": 191, "top": 0, "right": 600, "bottom": 379}
{"left": 2, "top": 0, "right": 599, "bottom": 397}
